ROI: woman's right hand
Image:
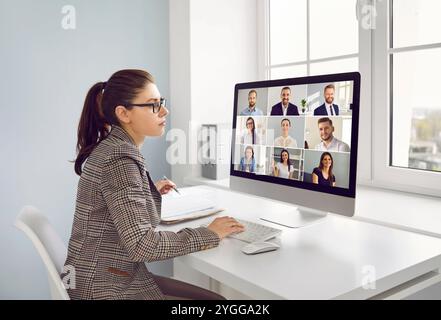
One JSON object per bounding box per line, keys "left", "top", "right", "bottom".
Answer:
{"left": 207, "top": 216, "right": 245, "bottom": 240}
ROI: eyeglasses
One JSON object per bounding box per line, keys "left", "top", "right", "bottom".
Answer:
{"left": 126, "top": 97, "right": 166, "bottom": 113}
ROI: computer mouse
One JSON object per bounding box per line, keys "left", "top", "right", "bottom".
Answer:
{"left": 241, "top": 241, "right": 280, "bottom": 255}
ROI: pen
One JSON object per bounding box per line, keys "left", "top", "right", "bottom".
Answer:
{"left": 162, "top": 175, "right": 181, "bottom": 195}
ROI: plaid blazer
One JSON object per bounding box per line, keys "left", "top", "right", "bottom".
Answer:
{"left": 63, "top": 125, "right": 220, "bottom": 300}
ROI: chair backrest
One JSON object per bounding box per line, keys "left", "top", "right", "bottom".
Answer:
{"left": 303, "top": 172, "right": 313, "bottom": 183}
{"left": 15, "top": 206, "right": 70, "bottom": 300}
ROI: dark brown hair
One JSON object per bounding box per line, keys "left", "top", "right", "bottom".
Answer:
{"left": 246, "top": 117, "right": 256, "bottom": 145}
{"left": 248, "top": 89, "right": 257, "bottom": 97}
{"left": 318, "top": 117, "right": 333, "bottom": 127}
{"left": 244, "top": 146, "right": 255, "bottom": 159}
{"left": 279, "top": 149, "right": 292, "bottom": 172}
{"left": 324, "top": 84, "right": 335, "bottom": 92}
{"left": 74, "top": 69, "right": 155, "bottom": 176}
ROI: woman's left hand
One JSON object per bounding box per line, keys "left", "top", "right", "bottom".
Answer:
{"left": 155, "top": 178, "right": 177, "bottom": 195}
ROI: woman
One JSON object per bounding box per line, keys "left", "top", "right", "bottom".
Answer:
{"left": 240, "top": 117, "right": 261, "bottom": 145}
{"left": 274, "top": 118, "right": 297, "bottom": 148}
{"left": 63, "top": 69, "right": 244, "bottom": 300}
{"left": 312, "top": 152, "right": 336, "bottom": 187}
{"left": 272, "top": 149, "right": 292, "bottom": 179}
{"left": 239, "top": 146, "right": 256, "bottom": 173}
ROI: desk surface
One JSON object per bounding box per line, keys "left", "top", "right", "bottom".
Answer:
{"left": 159, "top": 186, "right": 441, "bottom": 299}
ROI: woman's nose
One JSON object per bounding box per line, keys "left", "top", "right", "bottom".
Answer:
{"left": 160, "top": 106, "right": 169, "bottom": 117}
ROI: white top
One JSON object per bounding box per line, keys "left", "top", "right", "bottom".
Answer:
{"left": 325, "top": 103, "right": 337, "bottom": 116}
{"left": 274, "top": 136, "right": 297, "bottom": 148}
{"left": 241, "top": 131, "right": 261, "bottom": 145}
{"left": 159, "top": 186, "right": 441, "bottom": 300}
{"left": 282, "top": 104, "right": 288, "bottom": 116}
{"left": 316, "top": 136, "right": 350, "bottom": 152}
{"left": 276, "top": 162, "right": 291, "bottom": 179}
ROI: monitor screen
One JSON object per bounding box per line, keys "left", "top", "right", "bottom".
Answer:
{"left": 231, "top": 72, "right": 360, "bottom": 198}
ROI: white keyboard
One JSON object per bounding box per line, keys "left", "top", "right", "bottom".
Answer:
{"left": 229, "top": 219, "right": 282, "bottom": 243}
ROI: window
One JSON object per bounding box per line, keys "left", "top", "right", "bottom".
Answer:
{"left": 267, "top": 0, "right": 359, "bottom": 79}
{"left": 390, "top": 0, "right": 441, "bottom": 173}
{"left": 373, "top": 0, "right": 441, "bottom": 196}
{"left": 265, "top": 0, "right": 441, "bottom": 196}
{"left": 264, "top": 0, "right": 372, "bottom": 184}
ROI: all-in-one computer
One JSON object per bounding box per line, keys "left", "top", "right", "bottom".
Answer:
{"left": 230, "top": 72, "right": 360, "bottom": 228}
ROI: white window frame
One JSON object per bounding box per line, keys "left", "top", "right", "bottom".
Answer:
{"left": 260, "top": 0, "right": 441, "bottom": 197}
{"left": 258, "top": 0, "right": 373, "bottom": 184}
{"left": 372, "top": 0, "right": 441, "bottom": 197}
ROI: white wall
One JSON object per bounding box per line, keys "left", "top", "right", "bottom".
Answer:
{"left": 169, "top": 0, "right": 259, "bottom": 297}
{"left": 190, "top": 0, "right": 259, "bottom": 124}
{"left": 169, "top": 0, "right": 196, "bottom": 186}
{"left": 170, "top": 0, "right": 259, "bottom": 185}
{"left": 0, "top": 0, "right": 170, "bottom": 299}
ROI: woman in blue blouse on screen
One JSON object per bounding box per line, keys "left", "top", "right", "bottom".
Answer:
{"left": 239, "top": 146, "right": 256, "bottom": 173}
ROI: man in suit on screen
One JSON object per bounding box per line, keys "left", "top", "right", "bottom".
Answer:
{"left": 270, "top": 87, "right": 300, "bottom": 116}
{"left": 314, "top": 84, "right": 340, "bottom": 116}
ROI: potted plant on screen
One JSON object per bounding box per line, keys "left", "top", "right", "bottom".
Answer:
{"left": 301, "top": 99, "right": 308, "bottom": 114}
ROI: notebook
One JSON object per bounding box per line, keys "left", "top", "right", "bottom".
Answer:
{"left": 160, "top": 194, "right": 224, "bottom": 225}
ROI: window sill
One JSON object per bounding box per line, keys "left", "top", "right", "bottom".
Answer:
{"left": 184, "top": 175, "right": 441, "bottom": 238}
{"left": 354, "top": 184, "right": 441, "bottom": 238}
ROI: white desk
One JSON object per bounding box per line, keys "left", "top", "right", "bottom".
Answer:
{"left": 158, "top": 186, "right": 441, "bottom": 300}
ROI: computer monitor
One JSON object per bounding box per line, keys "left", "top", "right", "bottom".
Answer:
{"left": 230, "top": 72, "right": 360, "bottom": 228}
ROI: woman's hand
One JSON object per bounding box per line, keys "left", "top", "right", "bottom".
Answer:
{"left": 207, "top": 216, "right": 245, "bottom": 240}
{"left": 155, "top": 178, "right": 177, "bottom": 195}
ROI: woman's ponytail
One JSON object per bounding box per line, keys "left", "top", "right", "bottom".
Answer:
{"left": 74, "top": 82, "right": 109, "bottom": 176}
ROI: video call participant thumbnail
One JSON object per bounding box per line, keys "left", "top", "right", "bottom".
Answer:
{"left": 274, "top": 118, "right": 297, "bottom": 148}
{"left": 239, "top": 146, "right": 256, "bottom": 173}
{"left": 313, "top": 84, "right": 340, "bottom": 116}
{"left": 240, "top": 117, "right": 261, "bottom": 145}
{"left": 312, "top": 152, "right": 336, "bottom": 187}
{"left": 270, "top": 87, "right": 300, "bottom": 116}
{"left": 240, "top": 90, "right": 264, "bottom": 116}
{"left": 315, "top": 117, "right": 350, "bottom": 152}
{"left": 271, "top": 149, "right": 293, "bottom": 179}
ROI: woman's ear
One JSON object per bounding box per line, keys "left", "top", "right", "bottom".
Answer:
{"left": 115, "top": 105, "right": 131, "bottom": 124}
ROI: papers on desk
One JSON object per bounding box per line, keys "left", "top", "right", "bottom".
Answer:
{"left": 160, "top": 194, "right": 224, "bottom": 225}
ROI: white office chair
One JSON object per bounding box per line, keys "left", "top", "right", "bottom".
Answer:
{"left": 15, "top": 205, "right": 70, "bottom": 300}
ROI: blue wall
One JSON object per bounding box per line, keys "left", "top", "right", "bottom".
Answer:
{"left": 0, "top": 0, "right": 171, "bottom": 299}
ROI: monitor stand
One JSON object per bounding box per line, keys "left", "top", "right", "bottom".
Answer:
{"left": 260, "top": 206, "right": 328, "bottom": 228}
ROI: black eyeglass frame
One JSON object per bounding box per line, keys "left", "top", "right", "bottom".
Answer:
{"left": 125, "top": 97, "right": 166, "bottom": 113}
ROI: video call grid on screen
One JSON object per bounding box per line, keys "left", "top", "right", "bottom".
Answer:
{"left": 231, "top": 72, "right": 360, "bottom": 198}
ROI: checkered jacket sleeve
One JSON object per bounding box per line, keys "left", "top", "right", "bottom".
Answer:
{"left": 100, "top": 145, "right": 220, "bottom": 263}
